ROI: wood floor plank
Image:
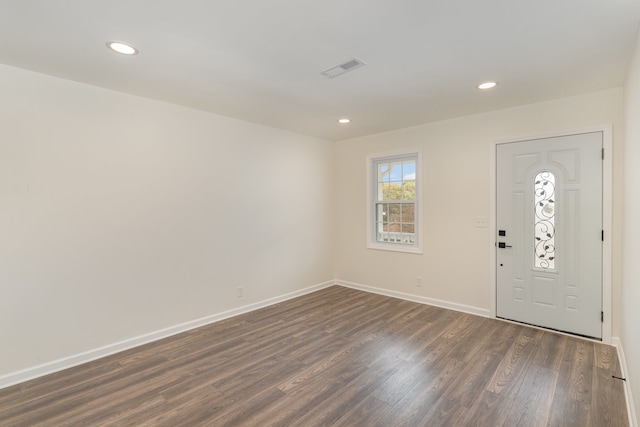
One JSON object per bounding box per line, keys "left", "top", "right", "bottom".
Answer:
{"left": 531, "top": 330, "right": 568, "bottom": 371}
{"left": 594, "top": 341, "right": 623, "bottom": 376}
{"left": 500, "top": 365, "right": 559, "bottom": 427}
{"left": 0, "top": 286, "right": 629, "bottom": 426}
{"left": 332, "top": 394, "right": 394, "bottom": 427}
{"left": 590, "top": 367, "right": 629, "bottom": 427}
{"left": 548, "top": 392, "right": 592, "bottom": 426}
{"left": 564, "top": 338, "right": 596, "bottom": 403}
{"left": 192, "top": 386, "right": 287, "bottom": 427}
{"left": 391, "top": 356, "right": 467, "bottom": 425}
{"left": 0, "top": 355, "right": 168, "bottom": 425}
{"left": 129, "top": 384, "right": 226, "bottom": 427}
{"left": 249, "top": 367, "right": 368, "bottom": 426}
{"left": 485, "top": 327, "right": 543, "bottom": 399}
{"left": 439, "top": 348, "right": 504, "bottom": 409}
{"left": 21, "top": 356, "right": 185, "bottom": 426}
{"left": 417, "top": 397, "right": 470, "bottom": 427}
{"left": 445, "top": 316, "right": 502, "bottom": 363}
{"left": 403, "top": 311, "right": 471, "bottom": 365}
{"left": 276, "top": 332, "right": 378, "bottom": 393}
{"left": 460, "top": 389, "right": 515, "bottom": 427}
{"left": 288, "top": 356, "right": 403, "bottom": 427}
{"left": 482, "top": 321, "right": 525, "bottom": 356}
{"left": 215, "top": 354, "right": 307, "bottom": 399}
{"left": 370, "top": 359, "right": 431, "bottom": 406}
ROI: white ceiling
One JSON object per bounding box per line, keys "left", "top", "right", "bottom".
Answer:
{"left": 0, "top": 0, "right": 639, "bottom": 141}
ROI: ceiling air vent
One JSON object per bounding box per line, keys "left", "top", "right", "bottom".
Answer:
{"left": 321, "top": 57, "right": 366, "bottom": 79}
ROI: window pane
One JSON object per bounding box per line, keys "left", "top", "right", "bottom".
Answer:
{"left": 390, "top": 161, "right": 402, "bottom": 181}
{"left": 402, "top": 160, "right": 416, "bottom": 180}
{"left": 385, "top": 182, "right": 403, "bottom": 200}
{"left": 401, "top": 223, "right": 415, "bottom": 233}
{"left": 388, "top": 204, "right": 401, "bottom": 222}
{"left": 382, "top": 183, "right": 390, "bottom": 201}
{"left": 377, "top": 162, "right": 389, "bottom": 183}
{"left": 402, "top": 181, "right": 416, "bottom": 201}
{"left": 534, "top": 171, "right": 556, "bottom": 270}
{"left": 388, "top": 222, "right": 400, "bottom": 231}
{"left": 401, "top": 203, "right": 415, "bottom": 223}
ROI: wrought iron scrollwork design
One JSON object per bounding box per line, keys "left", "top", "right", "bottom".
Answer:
{"left": 534, "top": 171, "right": 556, "bottom": 269}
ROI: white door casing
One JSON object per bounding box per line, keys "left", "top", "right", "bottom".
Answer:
{"left": 496, "top": 132, "right": 603, "bottom": 339}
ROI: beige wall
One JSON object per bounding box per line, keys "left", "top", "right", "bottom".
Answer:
{"left": 0, "top": 64, "right": 334, "bottom": 378}
{"left": 622, "top": 26, "right": 640, "bottom": 422}
{"left": 334, "top": 88, "right": 624, "bottom": 331}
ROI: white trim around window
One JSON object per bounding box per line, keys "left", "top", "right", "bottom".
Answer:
{"left": 366, "top": 150, "right": 422, "bottom": 254}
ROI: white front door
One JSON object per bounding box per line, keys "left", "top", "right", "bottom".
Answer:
{"left": 496, "top": 132, "right": 603, "bottom": 339}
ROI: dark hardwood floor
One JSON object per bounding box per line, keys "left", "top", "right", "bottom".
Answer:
{"left": 0, "top": 286, "right": 628, "bottom": 426}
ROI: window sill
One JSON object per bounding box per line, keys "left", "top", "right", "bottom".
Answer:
{"left": 367, "top": 243, "right": 423, "bottom": 254}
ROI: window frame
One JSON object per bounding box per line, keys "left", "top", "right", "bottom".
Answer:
{"left": 366, "top": 150, "right": 422, "bottom": 254}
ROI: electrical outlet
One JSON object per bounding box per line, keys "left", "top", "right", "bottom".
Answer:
{"left": 474, "top": 216, "right": 488, "bottom": 228}
{"left": 415, "top": 277, "right": 422, "bottom": 287}
{"left": 237, "top": 286, "right": 244, "bottom": 298}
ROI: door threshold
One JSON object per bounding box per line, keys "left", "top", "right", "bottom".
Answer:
{"left": 496, "top": 316, "right": 601, "bottom": 342}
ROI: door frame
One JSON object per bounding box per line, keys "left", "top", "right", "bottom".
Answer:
{"left": 489, "top": 125, "right": 613, "bottom": 344}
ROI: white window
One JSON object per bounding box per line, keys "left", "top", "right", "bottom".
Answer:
{"left": 367, "top": 152, "right": 421, "bottom": 253}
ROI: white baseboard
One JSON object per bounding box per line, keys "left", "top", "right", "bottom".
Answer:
{"left": 335, "top": 280, "right": 491, "bottom": 318}
{"left": 612, "top": 337, "right": 638, "bottom": 427}
{"left": 0, "top": 280, "right": 336, "bottom": 390}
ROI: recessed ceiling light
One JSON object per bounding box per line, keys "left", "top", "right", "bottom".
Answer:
{"left": 338, "top": 118, "right": 351, "bottom": 124}
{"left": 106, "top": 41, "right": 138, "bottom": 55}
{"left": 477, "top": 81, "right": 497, "bottom": 90}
